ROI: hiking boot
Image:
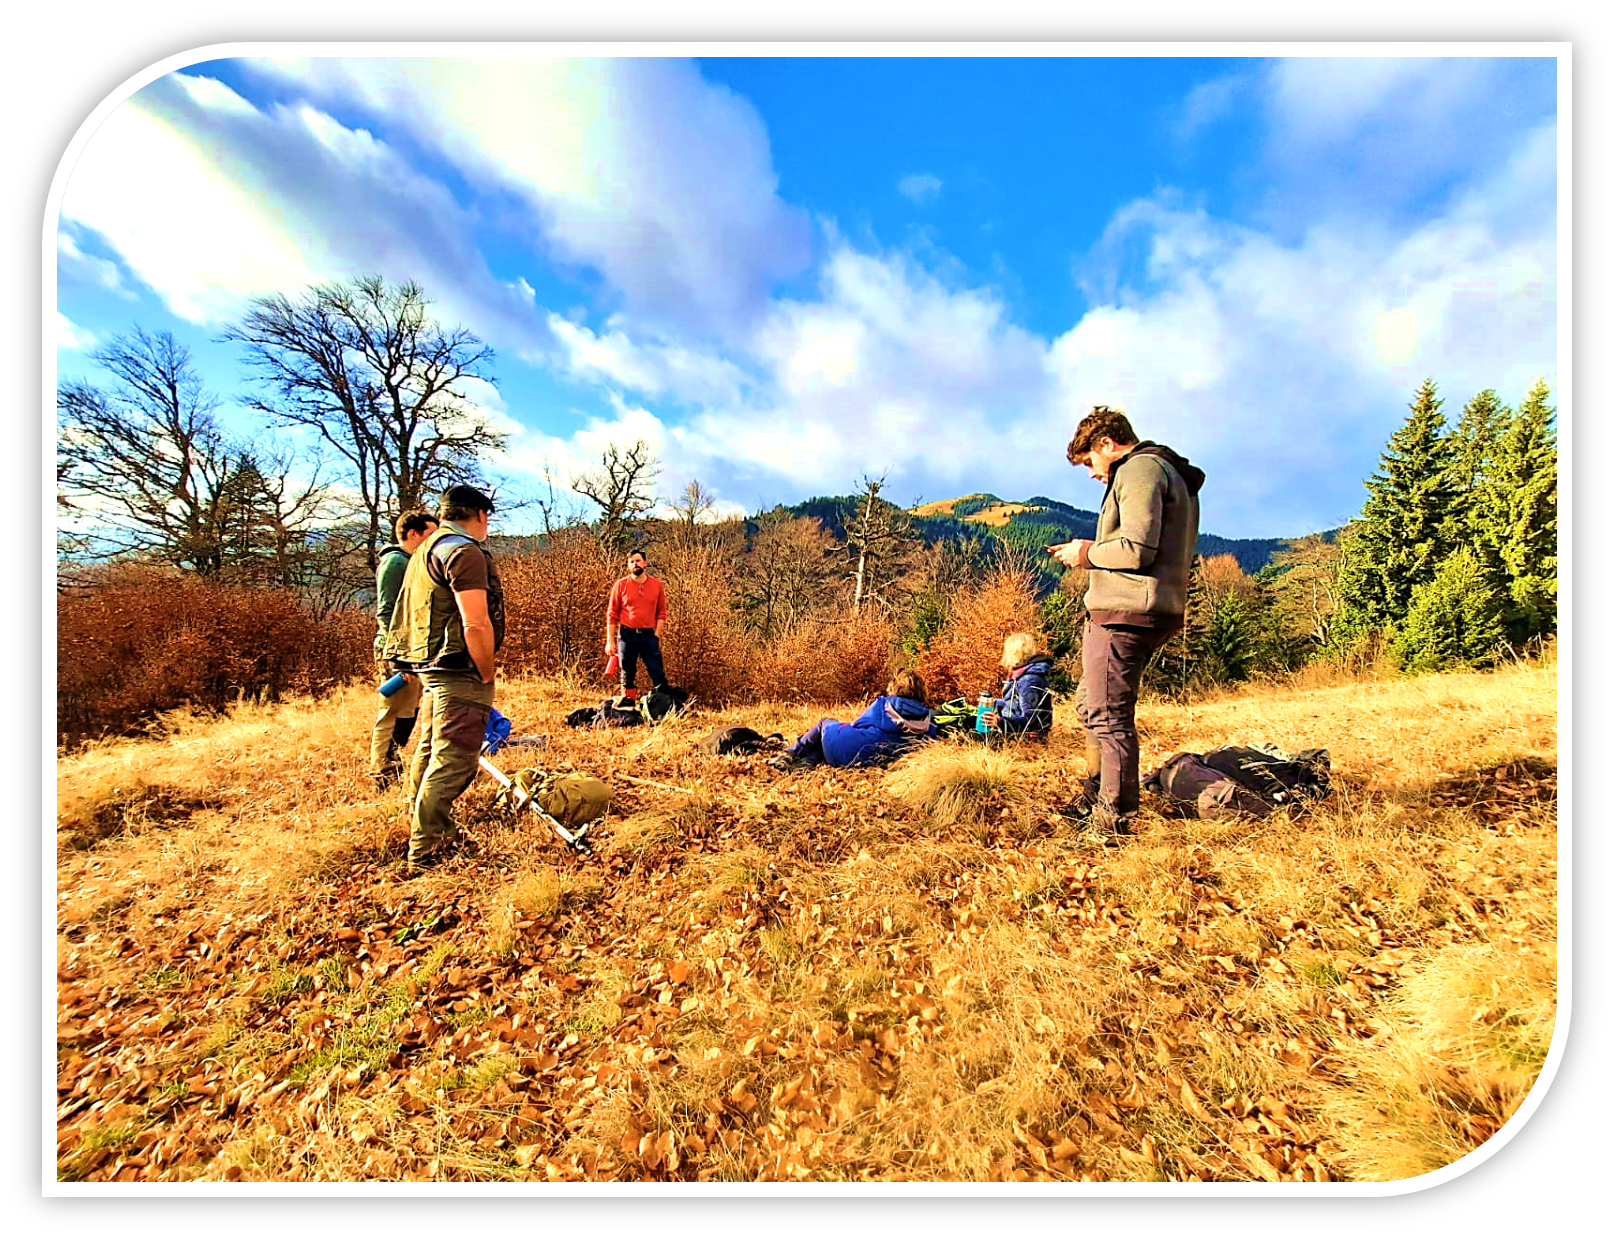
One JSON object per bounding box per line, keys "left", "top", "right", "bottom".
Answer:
{"left": 406, "top": 835, "right": 461, "bottom": 876}
{"left": 373, "top": 764, "right": 404, "bottom": 793}
{"left": 767, "top": 752, "right": 803, "bottom": 772}
{"left": 1088, "top": 802, "right": 1135, "bottom": 836}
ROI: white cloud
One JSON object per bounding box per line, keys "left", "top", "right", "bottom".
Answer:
{"left": 1046, "top": 150, "right": 1554, "bottom": 532}
{"left": 688, "top": 245, "right": 1053, "bottom": 491}
{"left": 898, "top": 173, "right": 943, "bottom": 204}
{"left": 241, "top": 57, "right": 812, "bottom": 342}
{"left": 55, "top": 312, "right": 95, "bottom": 352}
{"left": 543, "top": 314, "right": 750, "bottom": 407}
{"left": 57, "top": 231, "right": 135, "bottom": 300}
{"left": 58, "top": 72, "right": 552, "bottom": 354}
{"left": 1175, "top": 73, "right": 1248, "bottom": 142}
{"left": 1251, "top": 57, "right": 1555, "bottom": 227}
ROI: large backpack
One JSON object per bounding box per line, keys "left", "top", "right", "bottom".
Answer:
{"left": 637, "top": 684, "right": 690, "bottom": 724}
{"left": 1145, "top": 744, "right": 1330, "bottom": 820}
{"left": 495, "top": 768, "right": 611, "bottom": 829}
{"left": 564, "top": 698, "right": 644, "bottom": 729}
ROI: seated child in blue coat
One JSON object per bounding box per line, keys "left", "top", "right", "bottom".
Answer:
{"left": 771, "top": 670, "right": 939, "bottom": 770}
{"left": 980, "top": 632, "right": 1054, "bottom": 741}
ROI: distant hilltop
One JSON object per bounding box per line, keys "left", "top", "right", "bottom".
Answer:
{"left": 897, "top": 493, "right": 1320, "bottom": 576}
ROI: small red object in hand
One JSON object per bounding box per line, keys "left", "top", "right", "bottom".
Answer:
{"left": 604, "top": 651, "right": 621, "bottom": 679}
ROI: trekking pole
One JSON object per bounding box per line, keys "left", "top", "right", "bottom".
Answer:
{"left": 477, "top": 747, "right": 594, "bottom": 856}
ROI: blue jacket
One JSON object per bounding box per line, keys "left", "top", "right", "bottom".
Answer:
{"left": 994, "top": 655, "right": 1054, "bottom": 738}
{"left": 821, "top": 695, "right": 939, "bottom": 767}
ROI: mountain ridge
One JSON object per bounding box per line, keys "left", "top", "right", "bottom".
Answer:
{"left": 785, "top": 491, "right": 1329, "bottom": 577}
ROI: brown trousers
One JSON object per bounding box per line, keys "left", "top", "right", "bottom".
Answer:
{"left": 1080, "top": 620, "right": 1177, "bottom": 815}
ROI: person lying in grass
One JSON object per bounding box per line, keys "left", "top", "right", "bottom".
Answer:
{"left": 769, "top": 670, "right": 940, "bottom": 771}
{"left": 979, "top": 631, "right": 1055, "bottom": 743}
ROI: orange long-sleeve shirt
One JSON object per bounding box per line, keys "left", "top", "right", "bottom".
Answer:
{"left": 607, "top": 573, "right": 667, "bottom": 629}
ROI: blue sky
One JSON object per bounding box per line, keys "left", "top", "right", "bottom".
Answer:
{"left": 53, "top": 53, "right": 1558, "bottom": 539}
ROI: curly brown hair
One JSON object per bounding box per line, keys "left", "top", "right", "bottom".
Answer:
{"left": 1066, "top": 405, "right": 1138, "bottom": 462}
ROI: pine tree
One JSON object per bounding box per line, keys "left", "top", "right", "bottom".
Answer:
{"left": 1198, "top": 591, "right": 1256, "bottom": 683}
{"left": 1444, "top": 388, "right": 1508, "bottom": 547}
{"left": 1473, "top": 379, "right": 1557, "bottom": 643}
{"left": 1146, "top": 555, "right": 1210, "bottom": 693}
{"left": 1391, "top": 547, "right": 1508, "bottom": 672}
{"left": 1333, "top": 378, "right": 1462, "bottom": 635}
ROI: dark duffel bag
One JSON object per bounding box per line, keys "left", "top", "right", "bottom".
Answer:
{"left": 696, "top": 726, "right": 784, "bottom": 757}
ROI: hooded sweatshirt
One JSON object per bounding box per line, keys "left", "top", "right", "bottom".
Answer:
{"left": 1083, "top": 441, "right": 1204, "bottom": 627}
{"left": 820, "top": 694, "right": 939, "bottom": 767}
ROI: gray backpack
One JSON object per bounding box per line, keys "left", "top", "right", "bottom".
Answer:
{"left": 1145, "top": 744, "right": 1331, "bottom": 820}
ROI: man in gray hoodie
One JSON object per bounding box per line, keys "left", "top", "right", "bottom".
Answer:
{"left": 1050, "top": 406, "right": 1205, "bottom": 833}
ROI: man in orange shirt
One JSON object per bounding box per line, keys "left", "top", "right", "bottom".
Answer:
{"left": 605, "top": 549, "right": 669, "bottom": 701}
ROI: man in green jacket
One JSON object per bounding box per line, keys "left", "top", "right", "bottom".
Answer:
{"left": 383, "top": 485, "right": 504, "bottom": 873}
{"left": 1050, "top": 406, "right": 1205, "bottom": 834}
{"left": 370, "top": 510, "right": 439, "bottom": 790}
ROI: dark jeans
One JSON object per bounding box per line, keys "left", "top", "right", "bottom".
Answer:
{"left": 617, "top": 628, "right": 666, "bottom": 691}
{"left": 1081, "top": 620, "right": 1177, "bottom": 815}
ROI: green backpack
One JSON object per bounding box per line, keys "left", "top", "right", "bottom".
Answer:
{"left": 932, "top": 697, "right": 977, "bottom": 736}
{"left": 496, "top": 768, "right": 612, "bottom": 829}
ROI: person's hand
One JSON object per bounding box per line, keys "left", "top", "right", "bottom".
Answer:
{"left": 1050, "top": 539, "right": 1092, "bottom": 569}
{"left": 982, "top": 710, "right": 1000, "bottom": 729}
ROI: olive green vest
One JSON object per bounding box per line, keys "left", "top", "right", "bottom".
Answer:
{"left": 382, "top": 523, "right": 504, "bottom": 671}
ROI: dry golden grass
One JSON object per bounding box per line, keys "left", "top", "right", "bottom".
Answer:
{"left": 56, "top": 662, "right": 1556, "bottom": 1183}
{"left": 962, "top": 503, "right": 1036, "bottom": 527}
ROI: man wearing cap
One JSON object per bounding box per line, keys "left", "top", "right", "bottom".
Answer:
{"left": 383, "top": 484, "right": 504, "bottom": 873}
{"left": 1049, "top": 405, "right": 1204, "bottom": 835}
{"left": 604, "top": 549, "right": 668, "bottom": 702}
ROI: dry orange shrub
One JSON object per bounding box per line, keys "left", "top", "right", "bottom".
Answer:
{"left": 497, "top": 530, "right": 617, "bottom": 678}
{"left": 754, "top": 608, "right": 901, "bottom": 704}
{"left": 653, "top": 539, "right": 753, "bottom": 704}
{"left": 914, "top": 565, "right": 1043, "bottom": 703}
{"left": 56, "top": 564, "right": 370, "bottom": 747}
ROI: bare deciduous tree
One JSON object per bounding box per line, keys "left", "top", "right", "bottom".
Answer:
{"left": 734, "top": 513, "right": 840, "bottom": 642}
{"left": 58, "top": 327, "right": 239, "bottom": 577}
{"left": 846, "top": 474, "right": 919, "bottom": 615}
{"left": 224, "top": 275, "right": 505, "bottom": 570}
{"left": 58, "top": 326, "right": 360, "bottom": 604}
{"left": 570, "top": 439, "right": 660, "bottom": 555}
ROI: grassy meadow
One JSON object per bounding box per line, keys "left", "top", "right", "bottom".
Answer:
{"left": 55, "top": 659, "right": 1558, "bottom": 1183}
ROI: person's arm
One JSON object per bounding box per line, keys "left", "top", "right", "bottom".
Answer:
{"left": 376, "top": 552, "right": 406, "bottom": 626}
{"left": 605, "top": 580, "right": 621, "bottom": 653}
{"left": 1085, "top": 459, "right": 1166, "bottom": 571}
{"left": 653, "top": 577, "right": 667, "bottom": 637}
{"left": 454, "top": 588, "right": 496, "bottom": 684}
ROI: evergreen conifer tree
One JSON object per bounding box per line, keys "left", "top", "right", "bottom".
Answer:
{"left": 1444, "top": 388, "right": 1508, "bottom": 549}
{"left": 1333, "top": 378, "right": 1462, "bottom": 635}
{"left": 1392, "top": 547, "right": 1508, "bottom": 672}
{"left": 1472, "top": 379, "right": 1557, "bottom": 643}
{"left": 1199, "top": 592, "right": 1256, "bottom": 683}
{"left": 1147, "top": 555, "right": 1211, "bottom": 692}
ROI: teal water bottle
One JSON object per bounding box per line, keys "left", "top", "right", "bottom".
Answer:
{"left": 975, "top": 693, "right": 993, "bottom": 734}
{"left": 379, "top": 672, "right": 409, "bottom": 698}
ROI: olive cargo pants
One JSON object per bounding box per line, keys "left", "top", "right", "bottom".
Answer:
{"left": 369, "top": 663, "right": 424, "bottom": 778}
{"left": 407, "top": 670, "right": 495, "bottom": 864}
